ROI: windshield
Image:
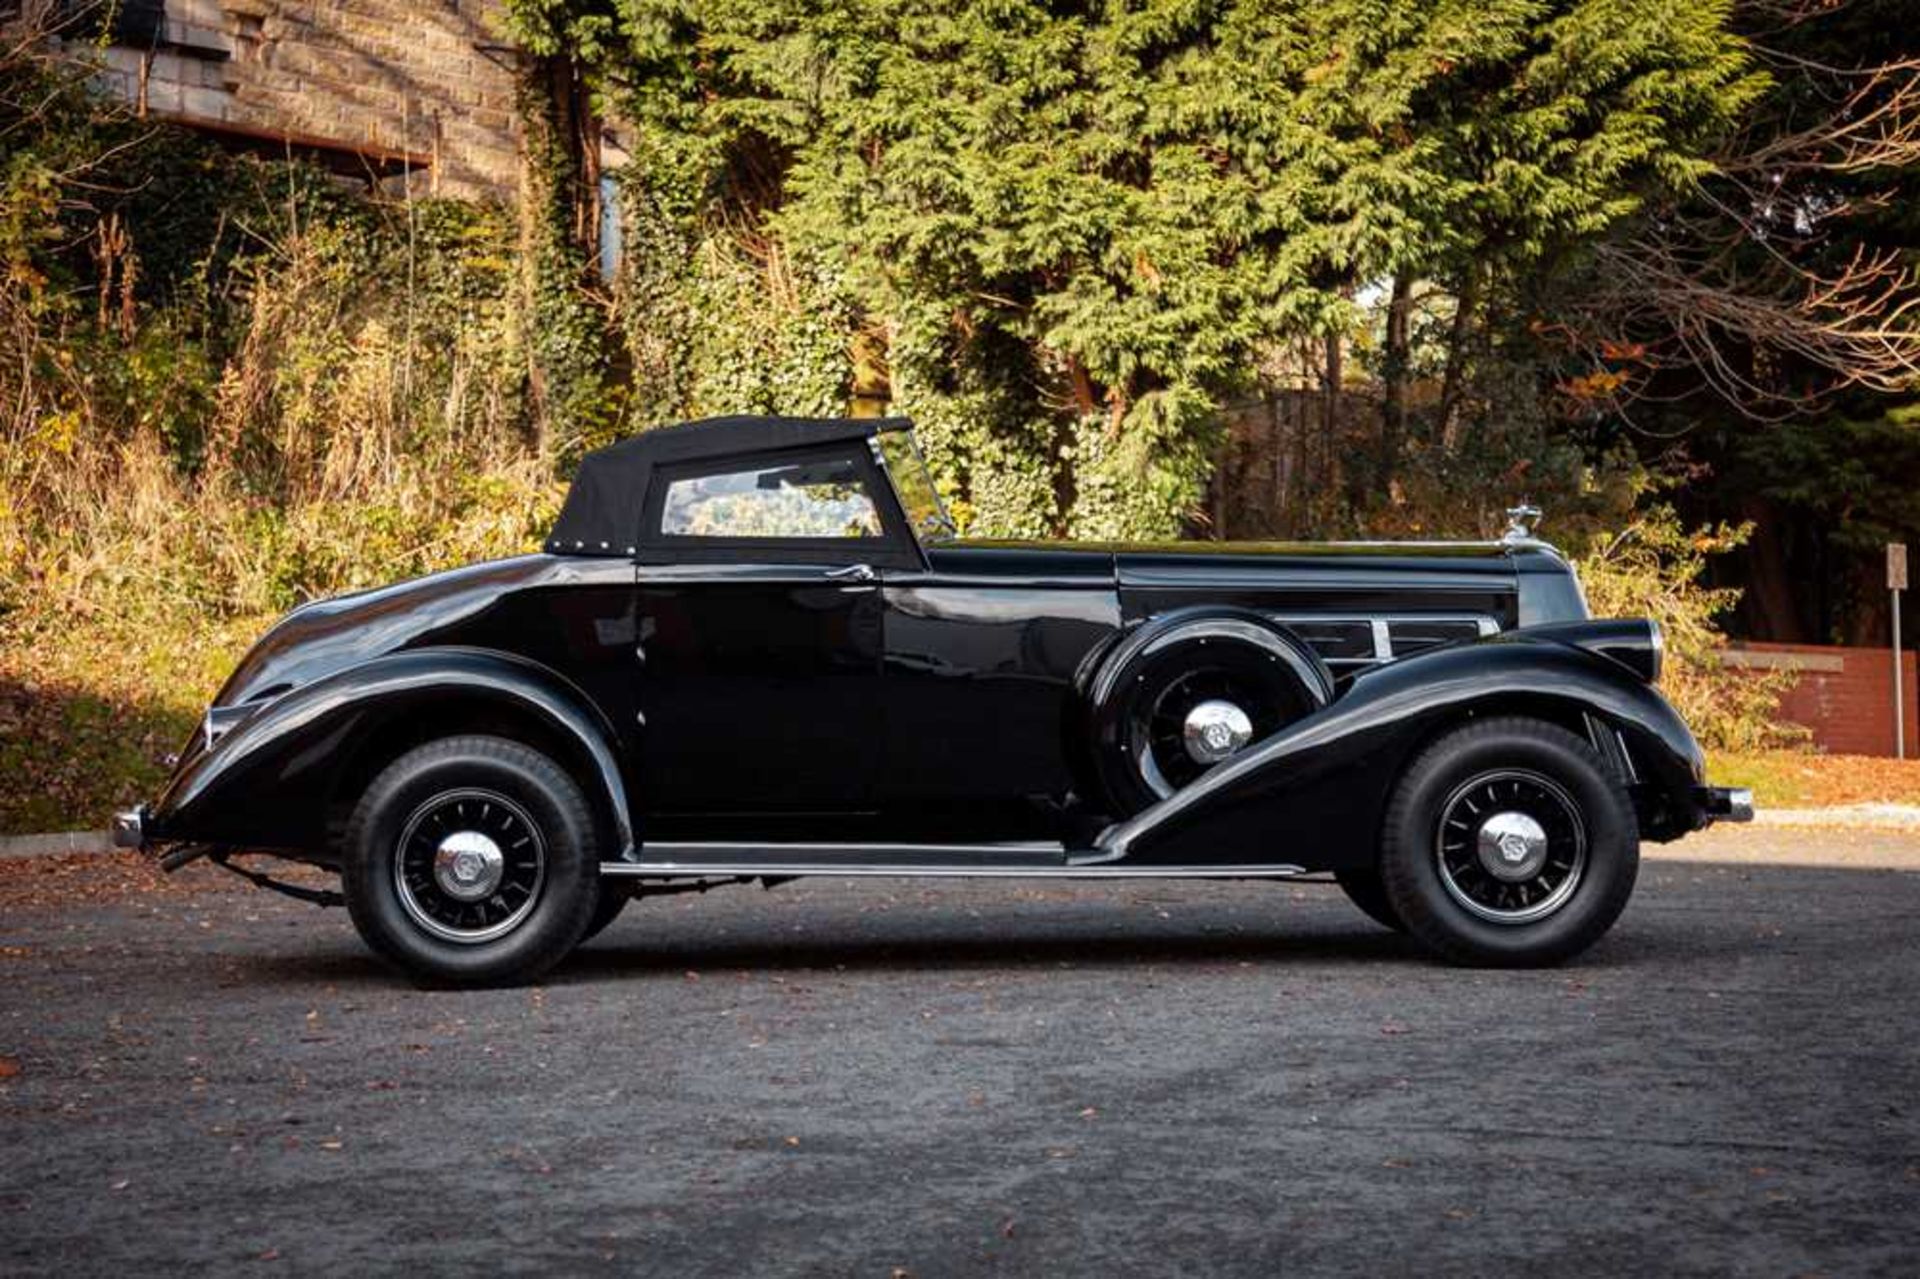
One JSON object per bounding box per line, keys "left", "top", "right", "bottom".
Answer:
{"left": 875, "top": 428, "right": 956, "bottom": 542}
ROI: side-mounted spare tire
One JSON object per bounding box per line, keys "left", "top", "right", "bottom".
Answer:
{"left": 1087, "top": 610, "right": 1334, "bottom": 815}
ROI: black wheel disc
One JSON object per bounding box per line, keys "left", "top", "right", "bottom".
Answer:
{"left": 392, "top": 788, "right": 547, "bottom": 944}
{"left": 1130, "top": 661, "right": 1294, "bottom": 797}
{"left": 1434, "top": 769, "right": 1587, "bottom": 924}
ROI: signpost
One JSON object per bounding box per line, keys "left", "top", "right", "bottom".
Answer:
{"left": 1892, "top": 543, "right": 1908, "bottom": 759}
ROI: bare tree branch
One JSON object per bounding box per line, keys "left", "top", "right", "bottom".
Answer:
{"left": 1558, "top": 5, "right": 1920, "bottom": 421}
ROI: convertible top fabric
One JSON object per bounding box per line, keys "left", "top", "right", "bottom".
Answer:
{"left": 545, "top": 414, "right": 908, "bottom": 555}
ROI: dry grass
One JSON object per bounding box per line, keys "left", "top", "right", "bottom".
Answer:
{"left": 0, "top": 609, "right": 273, "bottom": 833}
{"left": 1707, "top": 750, "right": 1920, "bottom": 808}
{"left": 1, "top": 217, "right": 560, "bottom": 834}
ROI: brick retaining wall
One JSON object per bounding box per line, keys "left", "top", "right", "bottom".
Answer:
{"left": 1725, "top": 642, "right": 1919, "bottom": 757}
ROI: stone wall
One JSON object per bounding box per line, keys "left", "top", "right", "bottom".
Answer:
{"left": 82, "top": 0, "right": 522, "bottom": 201}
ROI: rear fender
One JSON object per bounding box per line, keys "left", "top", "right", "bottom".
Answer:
{"left": 147, "top": 647, "right": 635, "bottom": 859}
{"left": 1092, "top": 629, "right": 1705, "bottom": 870}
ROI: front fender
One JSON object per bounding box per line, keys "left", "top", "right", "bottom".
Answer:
{"left": 147, "top": 647, "right": 635, "bottom": 859}
{"left": 1094, "top": 628, "right": 1706, "bottom": 870}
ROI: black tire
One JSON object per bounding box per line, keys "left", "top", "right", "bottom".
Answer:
{"left": 581, "top": 881, "right": 631, "bottom": 943}
{"left": 1335, "top": 868, "right": 1406, "bottom": 932}
{"left": 1379, "top": 717, "right": 1638, "bottom": 967}
{"left": 1093, "top": 615, "right": 1332, "bottom": 814}
{"left": 342, "top": 735, "right": 601, "bottom": 986}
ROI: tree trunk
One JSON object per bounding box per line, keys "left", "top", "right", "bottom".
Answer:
{"left": 1297, "top": 368, "right": 1313, "bottom": 506}
{"left": 521, "top": 54, "right": 598, "bottom": 256}
{"left": 1438, "top": 266, "right": 1482, "bottom": 455}
{"left": 1328, "top": 328, "right": 1359, "bottom": 514}
{"left": 1380, "top": 272, "right": 1413, "bottom": 492}
{"left": 1065, "top": 355, "right": 1099, "bottom": 417}
{"left": 1741, "top": 497, "right": 1805, "bottom": 642}
{"left": 516, "top": 52, "right": 599, "bottom": 454}
{"left": 1269, "top": 391, "right": 1286, "bottom": 534}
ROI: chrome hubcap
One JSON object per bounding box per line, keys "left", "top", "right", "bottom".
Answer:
{"left": 1436, "top": 770, "right": 1587, "bottom": 925}
{"left": 394, "top": 790, "right": 546, "bottom": 945}
{"left": 432, "top": 830, "right": 506, "bottom": 902}
{"left": 1182, "top": 699, "right": 1254, "bottom": 765}
{"left": 1476, "top": 811, "right": 1549, "bottom": 882}
{"left": 1134, "top": 660, "right": 1299, "bottom": 799}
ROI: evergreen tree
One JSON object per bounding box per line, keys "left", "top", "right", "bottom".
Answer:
{"left": 508, "top": 0, "right": 1756, "bottom": 536}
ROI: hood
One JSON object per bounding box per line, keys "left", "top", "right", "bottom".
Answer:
{"left": 214, "top": 554, "right": 570, "bottom": 707}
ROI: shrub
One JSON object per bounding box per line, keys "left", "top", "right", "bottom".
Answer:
{"left": 1575, "top": 505, "right": 1805, "bottom": 753}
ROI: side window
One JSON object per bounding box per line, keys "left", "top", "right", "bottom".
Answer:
{"left": 658, "top": 453, "right": 882, "bottom": 540}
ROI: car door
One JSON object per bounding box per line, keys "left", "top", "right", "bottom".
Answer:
{"left": 631, "top": 441, "right": 915, "bottom": 815}
{"left": 874, "top": 543, "right": 1122, "bottom": 827}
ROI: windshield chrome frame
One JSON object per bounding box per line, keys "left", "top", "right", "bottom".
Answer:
{"left": 869, "top": 428, "right": 957, "bottom": 545}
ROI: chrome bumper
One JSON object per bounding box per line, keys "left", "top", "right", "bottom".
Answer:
{"left": 1697, "top": 786, "right": 1755, "bottom": 824}
{"left": 111, "top": 805, "right": 148, "bottom": 850}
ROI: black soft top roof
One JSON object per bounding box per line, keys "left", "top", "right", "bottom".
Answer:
{"left": 545, "top": 414, "right": 908, "bottom": 556}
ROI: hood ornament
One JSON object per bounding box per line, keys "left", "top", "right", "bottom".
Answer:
{"left": 1502, "top": 503, "right": 1543, "bottom": 545}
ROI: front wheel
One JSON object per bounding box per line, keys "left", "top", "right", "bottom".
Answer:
{"left": 1379, "top": 717, "right": 1638, "bottom": 967}
{"left": 342, "top": 735, "right": 601, "bottom": 985}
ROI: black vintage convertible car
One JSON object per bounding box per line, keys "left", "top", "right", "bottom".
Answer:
{"left": 115, "top": 414, "right": 1750, "bottom": 983}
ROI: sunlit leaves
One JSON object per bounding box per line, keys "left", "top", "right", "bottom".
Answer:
{"left": 506, "top": 0, "right": 1756, "bottom": 535}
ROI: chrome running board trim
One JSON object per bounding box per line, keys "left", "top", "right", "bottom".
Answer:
{"left": 601, "top": 851, "right": 1307, "bottom": 880}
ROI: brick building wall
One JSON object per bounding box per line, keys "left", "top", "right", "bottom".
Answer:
{"left": 76, "top": 0, "right": 523, "bottom": 201}
{"left": 1724, "top": 642, "right": 1919, "bottom": 757}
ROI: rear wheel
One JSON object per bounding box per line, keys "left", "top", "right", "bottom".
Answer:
{"left": 342, "top": 735, "right": 600, "bottom": 985}
{"left": 1379, "top": 717, "right": 1637, "bottom": 966}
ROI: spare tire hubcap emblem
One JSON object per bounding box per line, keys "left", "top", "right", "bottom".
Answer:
{"left": 1182, "top": 699, "right": 1254, "bottom": 765}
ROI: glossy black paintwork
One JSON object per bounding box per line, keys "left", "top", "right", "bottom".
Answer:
{"left": 217, "top": 554, "right": 639, "bottom": 733}
{"left": 879, "top": 547, "right": 1119, "bottom": 832}
{"left": 1116, "top": 544, "right": 1526, "bottom": 630}
{"left": 140, "top": 526, "right": 1719, "bottom": 869}
{"left": 1520, "top": 617, "right": 1663, "bottom": 684}
{"left": 1099, "top": 629, "right": 1705, "bottom": 870}
{"left": 632, "top": 565, "right": 884, "bottom": 810}
{"left": 151, "top": 646, "right": 635, "bottom": 858}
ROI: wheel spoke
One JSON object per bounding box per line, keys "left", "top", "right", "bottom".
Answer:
{"left": 1433, "top": 769, "right": 1587, "bottom": 926}
{"left": 392, "top": 788, "right": 547, "bottom": 946}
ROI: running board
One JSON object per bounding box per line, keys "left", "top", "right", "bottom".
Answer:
{"left": 601, "top": 842, "right": 1305, "bottom": 880}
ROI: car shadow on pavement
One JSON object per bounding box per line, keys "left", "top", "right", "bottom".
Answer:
{"left": 223, "top": 859, "right": 1916, "bottom": 988}
{"left": 236, "top": 917, "right": 1431, "bottom": 988}
{"left": 562, "top": 924, "right": 1425, "bottom": 980}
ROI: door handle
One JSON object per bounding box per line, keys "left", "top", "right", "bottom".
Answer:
{"left": 824, "top": 563, "right": 877, "bottom": 583}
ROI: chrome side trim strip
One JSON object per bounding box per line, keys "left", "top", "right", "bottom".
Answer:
{"left": 1266, "top": 612, "right": 1503, "bottom": 665}
{"left": 1268, "top": 611, "right": 1501, "bottom": 628}
{"left": 636, "top": 839, "right": 1066, "bottom": 862}
{"left": 600, "top": 860, "right": 1307, "bottom": 880}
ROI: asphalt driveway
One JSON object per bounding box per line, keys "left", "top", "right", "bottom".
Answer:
{"left": 1, "top": 828, "right": 1916, "bottom": 1276}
